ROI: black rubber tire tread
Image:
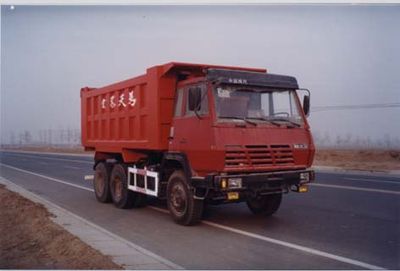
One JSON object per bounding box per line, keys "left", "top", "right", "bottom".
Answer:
{"left": 93, "top": 162, "right": 112, "bottom": 203}
{"left": 246, "top": 193, "right": 282, "bottom": 216}
{"left": 167, "top": 170, "right": 204, "bottom": 226}
{"left": 109, "top": 163, "right": 136, "bottom": 209}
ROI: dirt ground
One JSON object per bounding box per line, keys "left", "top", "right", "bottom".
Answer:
{"left": 0, "top": 184, "right": 121, "bottom": 269}
{"left": 314, "top": 149, "right": 400, "bottom": 172}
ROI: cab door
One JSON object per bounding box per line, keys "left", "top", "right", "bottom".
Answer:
{"left": 169, "top": 82, "right": 214, "bottom": 173}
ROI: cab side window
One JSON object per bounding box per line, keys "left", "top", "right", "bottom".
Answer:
{"left": 185, "top": 84, "right": 208, "bottom": 117}
{"left": 174, "top": 88, "right": 184, "bottom": 117}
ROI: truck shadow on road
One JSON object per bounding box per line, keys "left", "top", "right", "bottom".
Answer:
{"left": 147, "top": 197, "right": 287, "bottom": 229}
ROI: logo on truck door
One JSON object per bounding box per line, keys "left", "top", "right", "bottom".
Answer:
{"left": 101, "top": 91, "right": 137, "bottom": 109}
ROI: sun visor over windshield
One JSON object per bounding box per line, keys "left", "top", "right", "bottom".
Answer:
{"left": 206, "top": 69, "right": 299, "bottom": 89}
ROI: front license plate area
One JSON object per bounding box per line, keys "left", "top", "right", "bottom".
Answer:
{"left": 227, "top": 192, "right": 239, "bottom": 200}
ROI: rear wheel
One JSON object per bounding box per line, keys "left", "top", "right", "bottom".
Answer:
{"left": 246, "top": 193, "right": 282, "bottom": 216}
{"left": 167, "top": 170, "right": 204, "bottom": 226}
{"left": 109, "top": 164, "right": 147, "bottom": 209}
{"left": 93, "top": 162, "right": 111, "bottom": 203}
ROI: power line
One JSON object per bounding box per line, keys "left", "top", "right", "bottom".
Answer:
{"left": 312, "top": 103, "right": 400, "bottom": 112}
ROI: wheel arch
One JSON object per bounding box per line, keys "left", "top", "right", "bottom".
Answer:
{"left": 161, "top": 152, "right": 192, "bottom": 183}
{"left": 94, "top": 152, "right": 122, "bottom": 170}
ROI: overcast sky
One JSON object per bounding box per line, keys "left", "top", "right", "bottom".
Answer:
{"left": 1, "top": 5, "right": 399, "bottom": 145}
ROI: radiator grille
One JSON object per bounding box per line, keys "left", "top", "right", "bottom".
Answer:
{"left": 225, "top": 144, "right": 294, "bottom": 168}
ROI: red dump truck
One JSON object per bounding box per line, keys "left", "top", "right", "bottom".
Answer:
{"left": 81, "top": 62, "right": 315, "bottom": 225}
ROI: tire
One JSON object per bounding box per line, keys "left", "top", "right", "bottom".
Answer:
{"left": 109, "top": 164, "right": 147, "bottom": 209}
{"left": 93, "top": 162, "right": 112, "bottom": 203}
{"left": 246, "top": 193, "right": 282, "bottom": 216}
{"left": 167, "top": 170, "right": 204, "bottom": 226}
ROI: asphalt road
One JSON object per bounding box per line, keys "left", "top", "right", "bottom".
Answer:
{"left": 0, "top": 151, "right": 399, "bottom": 270}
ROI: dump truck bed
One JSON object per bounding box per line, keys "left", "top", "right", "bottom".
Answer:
{"left": 81, "top": 66, "right": 176, "bottom": 154}
{"left": 80, "top": 62, "right": 266, "bottom": 160}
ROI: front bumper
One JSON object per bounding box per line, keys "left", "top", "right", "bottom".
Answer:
{"left": 191, "top": 169, "right": 314, "bottom": 202}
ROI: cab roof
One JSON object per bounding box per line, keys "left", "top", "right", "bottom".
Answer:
{"left": 160, "top": 62, "right": 267, "bottom": 76}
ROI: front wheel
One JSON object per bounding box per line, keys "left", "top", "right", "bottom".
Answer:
{"left": 246, "top": 193, "right": 282, "bottom": 216}
{"left": 167, "top": 170, "right": 204, "bottom": 226}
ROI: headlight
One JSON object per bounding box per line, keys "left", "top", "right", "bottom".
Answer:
{"left": 228, "top": 178, "right": 242, "bottom": 188}
{"left": 300, "top": 172, "right": 310, "bottom": 183}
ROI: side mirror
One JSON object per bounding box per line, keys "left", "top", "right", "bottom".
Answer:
{"left": 188, "top": 87, "right": 202, "bottom": 111}
{"left": 303, "top": 95, "right": 310, "bottom": 116}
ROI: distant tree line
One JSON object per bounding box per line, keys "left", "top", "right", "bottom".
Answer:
{"left": 313, "top": 131, "right": 400, "bottom": 149}
{"left": 5, "top": 128, "right": 81, "bottom": 147}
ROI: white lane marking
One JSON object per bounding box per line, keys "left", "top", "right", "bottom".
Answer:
{"left": 0, "top": 163, "right": 93, "bottom": 192}
{"left": 63, "top": 165, "right": 81, "bottom": 170}
{"left": 149, "top": 210, "right": 388, "bottom": 269}
{"left": 344, "top": 177, "right": 400, "bottom": 185}
{"left": 201, "top": 221, "right": 384, "bottom": 270}
{"left": 2, "top": 152, "right": 92, "bottom": 164}
{"left": 147, "top": 206, "right": 384, "bottom": 270}
{"left": 310, "top": 183, "right": 400, "bottom": 195}
{"left": 0, "top": 162, "right": 387, "bottom": 270}
{"left": 84, "top": 175, "right": 94, "bottom": 181}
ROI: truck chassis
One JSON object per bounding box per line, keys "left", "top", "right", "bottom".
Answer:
{"left": 93, "top": 151, "right": 314, "bottom": 225}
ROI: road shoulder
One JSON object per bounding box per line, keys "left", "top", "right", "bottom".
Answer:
{"left": 0, "top": 177, "right": 182, "bottom": 270}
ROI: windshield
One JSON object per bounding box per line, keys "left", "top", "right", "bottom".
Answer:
{"left": 213, "top": 85, "right": 304, "bottom": 126}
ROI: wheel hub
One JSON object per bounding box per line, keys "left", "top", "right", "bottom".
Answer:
{"left": 113, "top": 176, "right": 123, "bottom": 201}
{"left": 95, "top": 172, "right": 105, "bottom": 195}
{"left": 171, "top": 184, "right": 187, "bottom": 214}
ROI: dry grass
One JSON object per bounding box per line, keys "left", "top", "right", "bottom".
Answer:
{"left": 314, "top": 149, "right": 400, "bottom": 171}
{"left": 0, "top": 184, "right": 121, "bottom": 269}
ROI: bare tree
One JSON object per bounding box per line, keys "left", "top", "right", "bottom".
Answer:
{"left": 344, "top": 133, "right": 352, "bottom": 148}
{"left": 383, "top": 134, "right": 392, "bottom": 149}
{"left": 322, "top": 131, "right": 331, "bottom": 147}
{"left": 23, "top": 131, "right": 32, "bottom": 145}
{"left": 47, "top": 129, "right": 53, "bottom": 146}
{"left": 67, "top": 128, "right": 73, "bottom": 145}
{"left": 9, "top": 132, "right": 16, "bottom": 146}
{"left": 18, "top": 132, "right": 24, "bottom": 145}
{"left": 335, "top": 135, "right": 342, "bottom": 147}
{"left": 394, "top": 137, "right": 400, "bottom": 149}
{"left": 73, "top": 129, "right": 81, "bottom": 145}
{"left": 366, "top": 136, "right": 372, "bottom": 149}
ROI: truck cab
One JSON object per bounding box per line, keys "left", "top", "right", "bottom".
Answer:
{"left": 165, "top": 68, "right": 315, "bottom": 223}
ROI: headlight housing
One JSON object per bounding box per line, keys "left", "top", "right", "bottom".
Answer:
{"left": 228, "top": 178, "right": 242, "bottom": 188}
{"left": 299, "top": 172, "right": 310, "bottom": 183}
